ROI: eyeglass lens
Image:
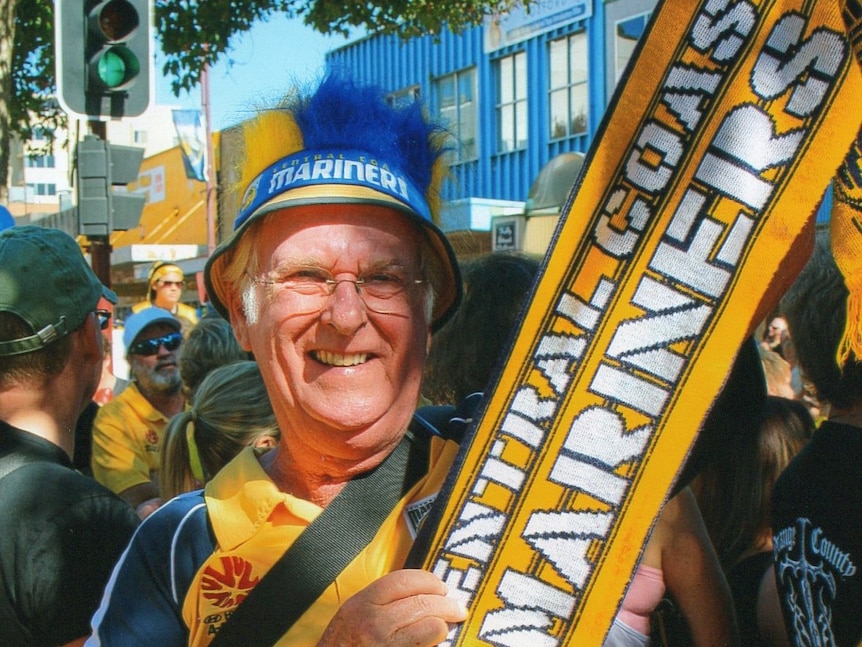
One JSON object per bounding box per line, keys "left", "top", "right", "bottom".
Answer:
{"left": 130, "top": 331, "right": 183, "bottom": 356}
{"left": 94, "top": 310, "right": 111, "bottom": 331}
{"left": 253, "top": 268, "right": 422, "bottom": 316}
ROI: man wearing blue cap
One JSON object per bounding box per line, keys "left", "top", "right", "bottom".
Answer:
{"left": 0, "top": 226, "right": 139, "bottom": 646}
{"left": 88, "top": 73, "right": 467, "bottom": 646}
{"left": 91, "top": 307, "right": 185, "bottom": 519}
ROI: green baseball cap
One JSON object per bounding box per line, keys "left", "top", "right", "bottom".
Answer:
{"left": 0, "top": 226, "right": 117, "bottom": 357}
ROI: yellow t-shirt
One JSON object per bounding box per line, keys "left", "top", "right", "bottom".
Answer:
{"left": 183, "top": 438, "right": 459, "bottom": 646}
{"left": 91, "top": 382, "right": 168, "bottom": 495}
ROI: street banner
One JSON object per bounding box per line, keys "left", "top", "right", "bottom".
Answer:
{"left": 172, "top": 109, "right": 207, "bottom": 182}
{"left": 410, "top": 1, "right": 862, "bottom": 644}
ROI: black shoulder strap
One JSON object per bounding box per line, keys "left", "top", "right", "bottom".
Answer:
{"left": 210, "top": 431, "right": 429, "bottom": 647}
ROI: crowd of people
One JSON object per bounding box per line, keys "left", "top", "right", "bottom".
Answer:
{"left": 0, "top": 72, "right": 859, "bottom": 647}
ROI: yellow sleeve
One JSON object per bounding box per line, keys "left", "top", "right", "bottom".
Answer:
{"left": 91, "top": 400, "right": 154, "bottom": 495}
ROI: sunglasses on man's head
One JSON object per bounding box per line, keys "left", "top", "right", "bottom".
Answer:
{"left": 129, "top": 331, "right": 183, "bottom": 356}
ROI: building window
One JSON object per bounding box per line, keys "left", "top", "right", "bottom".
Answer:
{"left": 387, "top": 85, "right": 421, "bottom": 108}
{"left": 27, "top": 183, "right": 57, "bottom": 196}
{"left": 615, "top": 12, "right": 653, "bottom": 85}
{"left": 435, "top": 68, "right": 478, "bottom": 162}
{"left": 496, "top": 51, "right": 528, "bottom": 153}
{"left": 549, "top": 32, "right": 588, "bottom": 139}
{"left": 133, "top": 130, "right": 148, "bottom": 145}
{"left": 25, "top": 154, "right": 56, "bottom": 168}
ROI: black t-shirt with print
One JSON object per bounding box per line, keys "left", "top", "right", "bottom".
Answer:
{"left": 771, "top": 421, "right": 862, "bottom": 647}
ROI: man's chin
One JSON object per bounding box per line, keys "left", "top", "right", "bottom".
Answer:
{"left": 309, "top": 400, "right": 409, "bottom": 432}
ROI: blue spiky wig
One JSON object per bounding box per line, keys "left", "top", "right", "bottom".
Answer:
{"left": 204, "top": 71, "right": 462, "bottom": 330}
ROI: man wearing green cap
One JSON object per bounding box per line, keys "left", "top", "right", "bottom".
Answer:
{"left": 88, "top": 74, "right": 467, "bottom": 647}
{"left": 0, "top": 226, "right": 139, "bottom": 646}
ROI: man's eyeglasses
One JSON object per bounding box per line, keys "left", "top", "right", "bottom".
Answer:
{"left": 158, "top": 280, "right": 184, "bottom": 288}
{"left": 249, "top": 265, "right": 424, "bottom": 316}
{"left": 128, "top": 331, "right": 183, "bottom": 356}
{"left": 94, "top": 309, "right": 111, "bottom": 331}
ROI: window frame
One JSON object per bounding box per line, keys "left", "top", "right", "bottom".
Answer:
{"left": 435, "top": 67, "right": 479, "bottom": 163}
{"left": 548, "top": 31, "right": 589, "bottom": 141}
{"left": 495, "top": 50, "right": 528, "bottom": 154}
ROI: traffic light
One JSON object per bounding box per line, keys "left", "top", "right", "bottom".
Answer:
{"left": 76, "top": 135, "right": 146, "bottom": 237}
{"left": 55, "top": 0, "right": 153, "bottom": 119}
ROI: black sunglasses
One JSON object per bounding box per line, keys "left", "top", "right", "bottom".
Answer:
{"left": 129, "top": 331, "right": 183, "bottom": 356}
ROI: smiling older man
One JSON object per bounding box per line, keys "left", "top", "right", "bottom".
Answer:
{"left": 87, "top": 73, "right": 467, "bottom": 647}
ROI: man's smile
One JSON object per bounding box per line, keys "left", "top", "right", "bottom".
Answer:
{"left": 311, "top": 350, "right": 370, "bottom": 367}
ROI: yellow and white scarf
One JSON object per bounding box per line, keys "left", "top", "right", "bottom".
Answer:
{"left": 415, "top": 2, "right": 862, "bottom": 644}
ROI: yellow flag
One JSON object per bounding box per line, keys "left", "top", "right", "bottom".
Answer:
{"left": 413, "top": 2, "right": 862, "bottom": 644}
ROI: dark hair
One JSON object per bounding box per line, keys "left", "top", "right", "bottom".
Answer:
{"left": 422, "top": 251, "right": 541, "bottom": 404}
{"left": 178, "top": 316, "right": 249, "bottom": 402}
{"left": 697, "top": 395, "right": 814, "bottom": 569}
{"left": 676, "top": 338, "right": 768, "bottom": 492}
{"left": 781, "top": 232, "right": 862, "bottom": 409}
{"left": 0, "top": 312, "right": 74, "bottom": 385}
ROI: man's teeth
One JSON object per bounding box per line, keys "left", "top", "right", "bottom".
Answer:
{"left": 314, "top": 351, "right": 369, "bottom": 366}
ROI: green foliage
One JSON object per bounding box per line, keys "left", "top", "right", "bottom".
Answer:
{"left": 12, "top": 0, "right": 65, "bottom": 151}
{"left": 302, "top": 0, "right": 511, "bottom": 40}
{"left": 8, "top": 0, "right": 516, "bottom": 130}
{"left": 156, "top": 0, "right": 300, "bottom": 95}
{"left": 155, "top": 0, "right": 516, "bottom": 97}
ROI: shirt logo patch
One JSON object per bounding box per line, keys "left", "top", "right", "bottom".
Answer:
{"left": 201, "top": 555, "right": 260, "bottom": 609}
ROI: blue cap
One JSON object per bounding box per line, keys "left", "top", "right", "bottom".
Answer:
{"left": 122, "top": 307, "right": 181, "bottom": 352}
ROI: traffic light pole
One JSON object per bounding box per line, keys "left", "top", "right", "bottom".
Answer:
{"left": 55, "top": 0, "right": 152, "bottom": 290}
{"left": 87, "top": 120, "right": 112, "bottom": 289}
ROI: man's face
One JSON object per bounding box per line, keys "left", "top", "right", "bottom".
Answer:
{"left": 152, "top": 271, "right": 184, "bottom": 308}
{"left": 128, "top": 323, "right": 183, "bottom": 395}
{"left": 230, "top": 204, "right": 431, "bottom": 460}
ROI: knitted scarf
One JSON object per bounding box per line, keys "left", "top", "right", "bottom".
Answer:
{"left": 412, "top": 2, "right": 862, "bottom": 644}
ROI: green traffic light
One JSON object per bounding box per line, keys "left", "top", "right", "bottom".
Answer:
{"left": 94, "top": 46, "right": 141, "bottom": 90}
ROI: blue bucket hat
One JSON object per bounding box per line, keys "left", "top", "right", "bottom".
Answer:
{"left": 204, "top": 73, "right": 462, "bottom": 332}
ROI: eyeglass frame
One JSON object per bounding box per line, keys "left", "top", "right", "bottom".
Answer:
{"left": 156, "top": 280, "right": 184, "bottom": 288}
{"left": 93, "top": 309, "right": 112, "bottom": 331}
{"left": 128, "top": 330, "right": 183, "bottom": 356}
{"left": 247, "top": 264, "right": 425, "bottom": 316}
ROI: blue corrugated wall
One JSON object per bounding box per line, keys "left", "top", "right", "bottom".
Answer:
{"left": 325, "top": 1, "right": 606, "bottom": 206}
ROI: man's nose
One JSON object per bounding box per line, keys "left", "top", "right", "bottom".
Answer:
{"left": 319, "top": 280, "right": 368, "bottom": 333}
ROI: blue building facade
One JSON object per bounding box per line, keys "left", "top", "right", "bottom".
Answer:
{"left": 325, "top": 0, "right": 661, "bottom": 250}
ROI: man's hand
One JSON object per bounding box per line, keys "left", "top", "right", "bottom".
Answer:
{"left": 318, "top": 569, "right": 467, "bottom": 646}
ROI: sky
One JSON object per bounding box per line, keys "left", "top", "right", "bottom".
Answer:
{"left": 154, "top": 15, "right": 361, "bottom": 132}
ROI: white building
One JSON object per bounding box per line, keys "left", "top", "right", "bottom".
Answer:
{"left": 7, "top": 103, "right": 183, "bottom": 223}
